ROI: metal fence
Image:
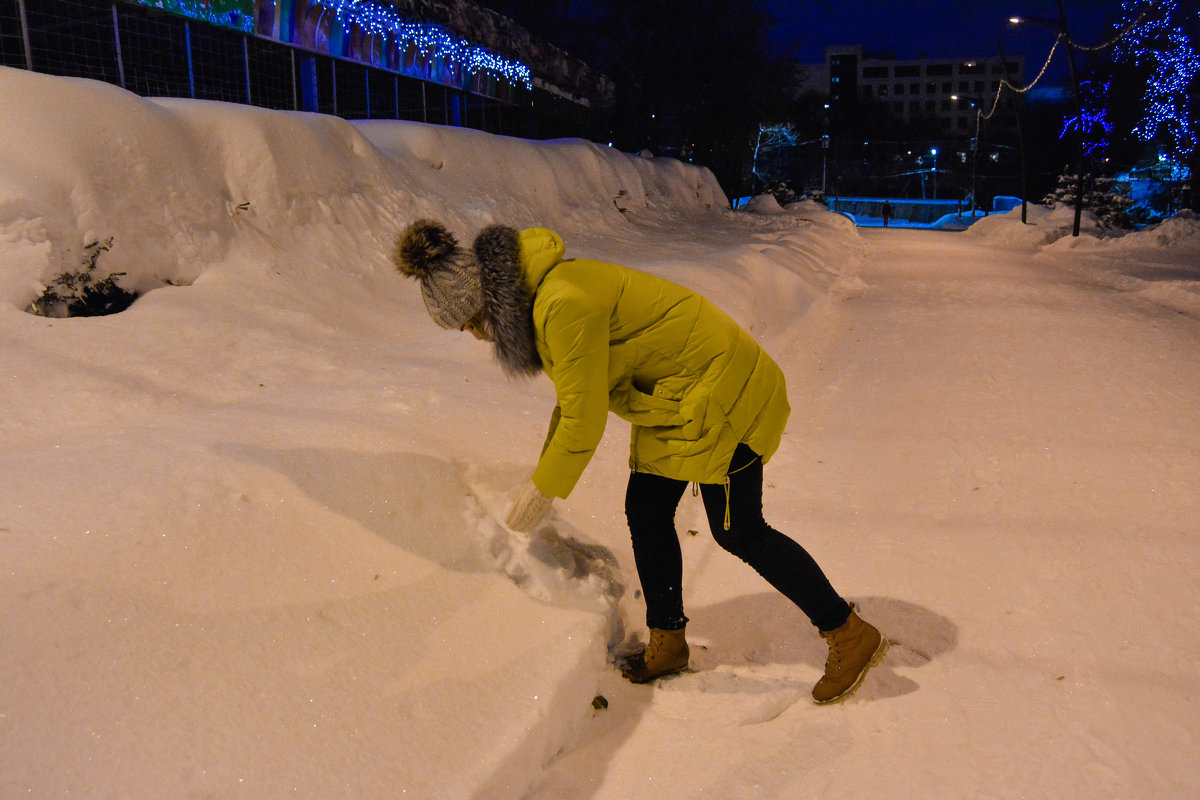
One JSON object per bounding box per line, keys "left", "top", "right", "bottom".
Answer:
{"left": 0, "top": 0, "right": 588, "bottom": 138}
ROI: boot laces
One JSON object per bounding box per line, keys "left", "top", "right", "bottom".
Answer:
{"left": 822, "top": 630, "right": 845, "bottom": 671}
{"left": 646, "top": 631, "right": 668, "bottom": 658}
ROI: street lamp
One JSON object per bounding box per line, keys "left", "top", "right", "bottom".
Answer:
{"left": 1010, "top": 4, "right": 1086, "bottom": 236}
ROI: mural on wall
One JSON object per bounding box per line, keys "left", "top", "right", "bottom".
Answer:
{"left": 136, "top": 0, "right": 255, "bottom": 32}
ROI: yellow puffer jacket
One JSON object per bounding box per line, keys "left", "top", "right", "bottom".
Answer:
{"left": 519, "top": 227, "right": 791, "bottom": 499}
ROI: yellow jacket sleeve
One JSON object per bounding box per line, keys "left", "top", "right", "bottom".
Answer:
{"left": 531, "top": 302, "right": 610, "bottom": 498}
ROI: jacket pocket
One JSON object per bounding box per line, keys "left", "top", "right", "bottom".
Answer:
{"left": 612, "top": 379, "right": 685, "bottom": 427}
{"left": 624, "top": 387, "right": 685, "bottom": 426}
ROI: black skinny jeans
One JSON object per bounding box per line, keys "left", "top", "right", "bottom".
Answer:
{"left": 624, "top": 443, "right": 852, "bottom": 633}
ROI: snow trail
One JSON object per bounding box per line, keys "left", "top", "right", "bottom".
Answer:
{"left": 787, "top": 227, "right": 1200, "bottom": 533}
{"left": 528, "top": 227, "right": 1200, "bottom": 799}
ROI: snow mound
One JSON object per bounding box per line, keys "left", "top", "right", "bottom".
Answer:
{"left": 1106, "top": 209, "right": 1200, "bottom": 252}
{"left": 967, "top": 204, "right": 1200, "bottom": 316}
{"left": 964, "top": 204, "right": 1105, "bottom": 248}
{"left": 967, "top": 203, "right": 1200, "bottom": 259}
{"left": 740, "top": 193, "right": 787, "bottom": 214}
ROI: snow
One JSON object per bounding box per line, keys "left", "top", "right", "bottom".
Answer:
{"left": 3, "top": 65, "right": 1199, "bottom": 798}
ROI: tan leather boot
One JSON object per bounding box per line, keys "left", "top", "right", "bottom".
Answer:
{"left": 621, "top": 627, "right": 690, "bottom": 684}
{"left": 812, "top": 610, "right": 887, "bottom": 704}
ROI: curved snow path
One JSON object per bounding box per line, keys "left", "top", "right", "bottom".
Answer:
{"left": 528, "top": 228, "right": 1200, "bottom": 799}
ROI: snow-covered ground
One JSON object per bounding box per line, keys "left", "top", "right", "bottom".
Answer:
{"left": 2, "top": 66, "right": 1199, "bottom": 799}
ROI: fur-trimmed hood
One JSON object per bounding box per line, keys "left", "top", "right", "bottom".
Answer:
{"left": 471, "top": 224, "right": 541, "bottom": 378}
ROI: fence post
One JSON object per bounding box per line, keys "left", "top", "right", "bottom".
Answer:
{"left": 17, "top": 0, "right": 32, "bottom": 70}
{"left": 331, "top": 59, "right": 338, "bottom": 116}
{"left": 184, "top": 22, "right": 195, "bottom": 98}
{"left": 298, "top": 55, "right": 318, "bottom": 112}
{"left": 242, "top": 35, "right": 252, "bottom": 105}
{"left": 111, "top": 4, "right": 126, "bottom": 89}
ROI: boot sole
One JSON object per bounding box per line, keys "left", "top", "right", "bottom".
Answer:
{"left": 621, "top": 661, "right": 690, "bottom": 684}
{"left": 812, "top": 637, "right": 890, "bottom": 705}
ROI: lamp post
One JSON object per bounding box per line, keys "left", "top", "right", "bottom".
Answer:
{"left": 952, "top": 94, "right": 980, "bottom": 214}
{"left": 822, "top": 103, "right": 830, "bottom": 194}
{"left": 971, "top": 126, "right": 979, "bottom": 216}
{"left": 998, "top": 43, "right": 1029, "bottom": 224}
{"left": 931, "top": 148, "right": 939, "bottom": 199}
{"left": 1010, "top": 5, "right": 1086, "bottom": 236}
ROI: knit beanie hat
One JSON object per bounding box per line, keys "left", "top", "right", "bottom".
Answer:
{"left": 393, "top": 219, "right": 484, "bottom": 329}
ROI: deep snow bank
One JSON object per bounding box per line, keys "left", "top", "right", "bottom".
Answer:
{"left": 1, "top": 67, "right": 862, "bottom": 799}
{"left": 0, "top": 67, "right": 727, "bottom": 313}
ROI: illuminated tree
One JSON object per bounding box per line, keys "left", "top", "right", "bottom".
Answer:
{"left": 1059, "top": 79, "right": 1115, "bottom": 159}
{"left": 752, "top": 124, "right": 798, "bottom": 187}
{"left": 1113, "top": 0, "right": 1199, "bottom": 170}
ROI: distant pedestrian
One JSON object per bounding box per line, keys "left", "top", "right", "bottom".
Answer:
{"left": 881, "top": 200, "right": 892, "bottom": 227}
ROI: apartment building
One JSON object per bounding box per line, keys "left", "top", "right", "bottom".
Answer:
{"left": 823, "top": 46, "right": 1025, "bottom": 133}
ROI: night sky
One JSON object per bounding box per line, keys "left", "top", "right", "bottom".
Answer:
{"left": 762, "top": 0, "right": 1131, "bottom": 80}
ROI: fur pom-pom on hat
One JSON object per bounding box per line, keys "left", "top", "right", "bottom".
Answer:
{"left": 393, "top": 219, "right": 458, "bottom": 278}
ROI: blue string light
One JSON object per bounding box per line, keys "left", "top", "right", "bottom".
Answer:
{"left": 320, "top": 0, "right": 532, "bottom": 89}
{"left": 134, "top": 0, "right": 533, "bottom": 90}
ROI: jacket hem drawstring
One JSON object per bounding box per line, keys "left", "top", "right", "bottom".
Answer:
{"left": 693, "top": 456, "right": 757, "bottom": 531}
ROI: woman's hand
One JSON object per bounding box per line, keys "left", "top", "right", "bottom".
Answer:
{"left": 505, "top": 480, "right": 553, "bottom": 532}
